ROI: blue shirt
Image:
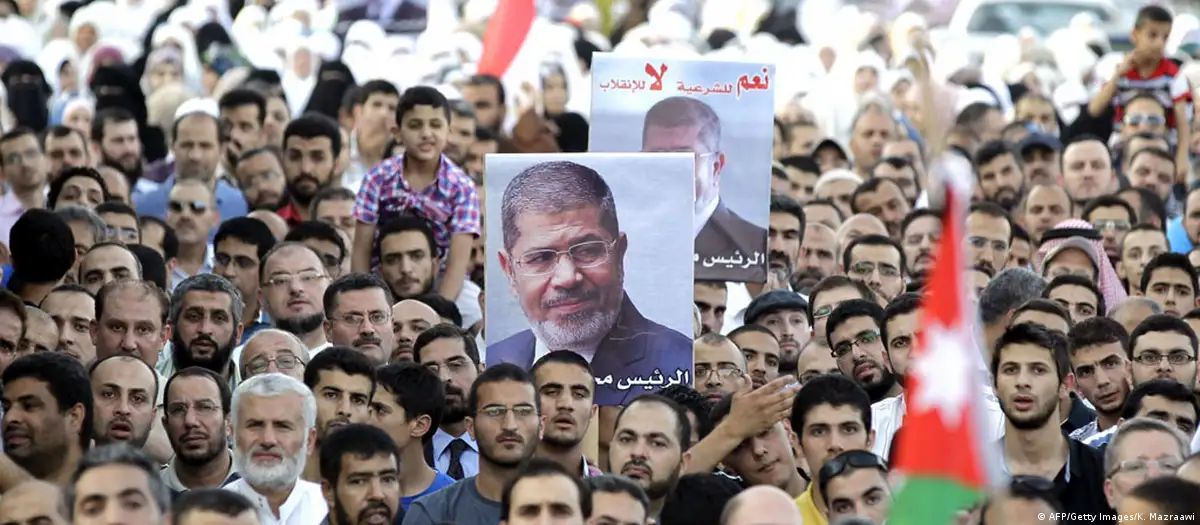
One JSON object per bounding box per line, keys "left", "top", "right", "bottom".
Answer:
{"left": 400, "top": 472, "right": 455, "bottom": 510}
{"left": 1168, "top": 216, "right": 1192, "bottom": 253}
{"left": 133, "top": 176, "right": 248, "bottom": 240}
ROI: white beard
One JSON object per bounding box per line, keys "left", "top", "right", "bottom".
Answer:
{"left": 532, "top": 303, "right": 620, "bottom": 351}
{"left": 235, "top": 439, "right": 309, "bottom": 493}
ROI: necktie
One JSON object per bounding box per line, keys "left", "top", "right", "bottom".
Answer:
{"left": 446, "top": 438, "right": 468, "bottom": 480}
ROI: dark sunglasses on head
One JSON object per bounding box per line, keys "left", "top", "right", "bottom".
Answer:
{"left": 1010, "top": 475, "right": 1055, "bottom": 495}
{"left": 817, "top": 450, "right": 888, "bottom": 494}
{"left": 168, "top": 200, "right": 209, "bottom": 214}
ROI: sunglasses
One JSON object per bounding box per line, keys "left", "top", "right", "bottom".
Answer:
{"left": 1010, "top": 475, "right": 1054, "bottom": 495}
{"left": 817, "top": 450, "right": 888, "bottom": 494}
{"left": 168, "top": 200, "right": 209, "bottom": 214}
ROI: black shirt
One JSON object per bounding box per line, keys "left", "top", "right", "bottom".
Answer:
{"left": 998, "top": 435, "right": 1113, "bottom": 521}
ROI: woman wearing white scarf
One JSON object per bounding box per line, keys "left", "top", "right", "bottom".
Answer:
{"left": 36, "top": 39, "right": 80, "bottom": 97}
{"left": 282, "top": 36, "right": 319, "bottom": 117}
{"left": 150, "top": 24, "right": 205, "bottom": 94}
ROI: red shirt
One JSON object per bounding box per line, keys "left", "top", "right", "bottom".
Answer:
{"left": 1111, "top": 57, "right": 1191, "bottom": 130}
{"left": 277, "top": 202, "right": 304, "bottom": 228}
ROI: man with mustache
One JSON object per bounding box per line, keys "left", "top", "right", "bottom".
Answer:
{"left": 640, "top": 96, "right": 767, "bottom": 283}
{"left": 2, "top": 352, "right": 91, "bottom": 485}
{"left": 301, "top": 347, "right": 376, "bottom": 483}
{"left": 414, "top": 324, "right": 483, "bottom": 480}
{"left": 499, "top": 459, "right": 591, "bottom": 525}
{"left": 692, "top": 334, "right": 749, "bottom": 406}
{"left": 1065, "top": 317, "right": 1133, "bottom": 442}
{"left": 214, "top": 218, "right": 277, "bottom": 344}
{"left": 826, "top": 300, "right": 902, "bottom": 403}
{"left": 234, "top": 147, "right": 288, "bottom": 211}
{"left": 276, "top": 114, "right": 341, "bottom": 228}
{"left": 489, "top": 161, "right": 691, "bottom": 405}
{"left": 900, "top": 209, "right": 941, "bottom": 278}
{"left": 974, "top": 140, "right": 1026, "bottom": 212}
{"left": 965, "top": 202, "right": 1012, "bottom": 275}
{"left": 323, "top": 273, "right": 396, "bottom": 365}
{"left": 390, "top": 299, "right": 439, "bottom": 363}
{"left": 531, "top": 351, "right": 599, "bottom": 477}
{"left": 39, "top": 284, "right": 98, "bottom": 366}
{"left": 239, "top": 329, "right": 310, "bottom": 382}
{"left": 791, "top": 223, "right": 838, "bottom": 295}
{"left": 606, "top": 395, "right": 690, "bottom": 521}
{"left": 90, "top": 355, "right": 158, "bottom": 450}
{"left": 226, "top": 373, "right": 328, "bottom": 525}
{"left": 319, "top": 424, "right": 404, "bottom": 525}
{"left": 849, "top": 178, "right": 910, "bottom": 238}
{"left": 92, "top": 108, "right": 145, "bottom": 189}
{"left": 218, "top": 89, "right": 268, "bottom": 182}
{"left": 745, "top": 290, "right": 809, "bottom": 376}
{"left": 1017, "top": 133, "right": 1062, "bottom": 186}
{"left": 162, "top": 274, "right": 245, "bottom": 382}
{"left": 403, "top": 364, "right": 541, "bottom": 525}
{"left": 160, "top": 367, "right": 240, "bottom": 491}
{"left": 729, "top": 324, "right": 783, "bottom": 390}
{"left": 842, "top": 235, "right": 907, "bottom": 302}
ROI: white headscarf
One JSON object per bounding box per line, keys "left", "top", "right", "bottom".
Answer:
{"left": 36, "top": 39, "right": 79, "bottom": 95}
{"left": 151, "top": 24, "right": 205, "bottom": 94}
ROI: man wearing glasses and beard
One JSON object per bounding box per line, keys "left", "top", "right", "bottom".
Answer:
{"left": 488, "top": 160, "right": 691, "bottom": 405}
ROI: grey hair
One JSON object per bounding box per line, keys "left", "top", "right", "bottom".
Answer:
{"left": 169, "top": 273, "right": 245, "bottom": 328}
{"left": 239, "top": 329, "right": 311, "bottom": 380}
{"left": 500, "top": 161, "right": 619, "bottom": 253}
{"left": 1110, "top": 297, "right": 1164, "bottom": 317}
{"left": 641, "top": 96, "right": 720, "bottom": 154}
{"left": 231, "top": 372, "right": 317, "bottom": 432}
{"left": 65, "top": 444, "right": 171, "bottom": 519}
{"left": 979, "top": 268, "right": 1046, "bottom": 325}
{"left": 1104, "top": 417, "right": 1190, "bottom": 475}
{"left": 850, "top": 96, "right": 896, "bottom": 133}
{"left": 56, "top": 205, "right": 107, "bottom": 243}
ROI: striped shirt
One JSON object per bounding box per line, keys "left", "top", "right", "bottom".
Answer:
{"left": 1110, "top": 58, "right": 1191, "bottom": 130}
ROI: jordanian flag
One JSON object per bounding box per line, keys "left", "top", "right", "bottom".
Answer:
{"left": 890, "top": 155, "right": 996, "bottom": 525}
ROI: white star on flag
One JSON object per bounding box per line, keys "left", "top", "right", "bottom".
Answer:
{"left": 912, "top": 324, "right": 973, "bottom": 428}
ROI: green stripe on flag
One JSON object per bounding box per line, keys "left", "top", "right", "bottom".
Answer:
{"left": 890, "top": 476, "right": 982, "bottom": 525}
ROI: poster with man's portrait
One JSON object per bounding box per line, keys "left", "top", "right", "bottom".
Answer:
{"left": 485, "top": 153, "right": 695, "bottom": 406}
{"left": 589, "top": 53, "right": 775, "bottom": 283}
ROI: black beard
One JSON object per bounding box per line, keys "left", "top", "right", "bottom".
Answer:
{"left": 862, "top": 369, "right": 898, "bottom": 403}
{"left": 1002, "top": 400, "right": 1059, "bottom": 431}
{"left": 275, "top": 313, "right": 325, "bottom": 336}
{"left": 171, "top": 332, "right": 237, "bottom": 374}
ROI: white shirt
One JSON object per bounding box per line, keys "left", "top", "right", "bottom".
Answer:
{"left": 456, "top": 279, "right": 483, "bottom": 329}
{"left": 1192, "top": 427, "right": 1200, "bottom": 453}
{"left": 870, "top": 386, "right": 1007, "bottom": 460}
{"left": 223, "top": 478, "right": 327, "bottom": 525}
{"left": 720, "top": 282, "right": 805, "bottom": 335}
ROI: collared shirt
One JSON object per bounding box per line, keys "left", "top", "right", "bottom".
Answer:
{"left": 0, "top": 191, "right": 29, "bottom": 248}
{"left": 1068, "top": 419, "right": 1106, "bottom": 443}
{"left": 794, "top": 483, "right": 827, "bottom": 525}
{"left": 1082, "top": 426, "right": 1116, "bottom": 448}
{"left": 997, "top": 435, "right": 1111, "bottom": 519}
{"left": 224, "top": 478, "right": 327, "bottom": 525}
{"left": 277, "top": 202, "right": 305, "bottom": 228}
{"left": 430, "top": 427, "right": 479, "bottom": 479}
{"left": 870, "top": 386, "right": 1007, "bottom": 460}
{"left": 456, "top": 279, "right": 483, "bottom": 329}
{"left": 160, "top": 454, "right": 240, "bottom": 492}
{"left": 170, "top": 244, "right": 215, "bottom": 291}
{"left": 352, "top": 154, "right": 481, "bottom": 269}
{"left": 240, "top": 311, "right": 271, "bottom": 345}
{"left": 533, "top": 336, "right": 600, "bottom": 364}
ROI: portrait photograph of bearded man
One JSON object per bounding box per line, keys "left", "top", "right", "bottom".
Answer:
{"left": 485, "top": 154, "right": 694, "bottom": 405}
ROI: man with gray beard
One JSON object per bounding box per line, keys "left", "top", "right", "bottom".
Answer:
{"left": 488, "top": 160, "right": 691, "bottom": 405}
{"left": 224, "top": 373, "right": 328, "bottom": 525}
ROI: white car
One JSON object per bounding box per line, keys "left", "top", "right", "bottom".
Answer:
{"left": 948, "top": 0, "right": 1123, "bottom": 39}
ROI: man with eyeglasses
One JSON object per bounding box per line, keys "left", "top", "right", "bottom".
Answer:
{"left": 213, "top": 218, "right": 277, "bottom": 344}
{"left": 238, "top": 329, "right": 310, "bottom": 382}
{"left": 640, "top": 96, "right": 767, "bottom": 283}
{"left": 817, "top": 450, "right": 892, "bottom": 524}
{"left": 1083, "top": 379, "right": 1199, "bottom": 449}
{"left": 322, "top": 273, "right": 395, "bottom": 365}
{"left": 1082, "top": 196, "right": 1136, "bottom": 264}
{"left": 692, "top": 334, "right": 749, "bottom": 405}
{"left": 1126, "top": 314, "right": 1199, "bottom": 388}
{"left": 826, "top": 299, "right": 901, "bottom": 403}
{"left": 1102, "top": 417, "right": 1191, "bottom": 510}
{"left": 96, "top": 202, "right": 141, "bottom": 245}
{"left": 841, "top": 235, "right": 906, "bottom": 303}
{"left": 160, "top": 366, "right": 240, "bottom": 491}
{"left": 807, "top": 276, "right": 876, "bottom": 350}
{"left": 256, "top": 242, "right": 332, "bottom": 354}
{"left": 490, "top": 161, "right": 691, "bottom": 405}
{"left": 403, "top": 364, "right": 541, "bottom": 525}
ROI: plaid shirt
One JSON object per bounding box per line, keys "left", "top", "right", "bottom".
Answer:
{"left": 353, "top": 154, "right": 481, "bottom": 268}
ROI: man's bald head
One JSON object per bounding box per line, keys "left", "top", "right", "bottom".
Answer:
{"left": 0, "top": 480, "right": 69, "bottom": 525}
{"left": 391, "top": 299, "right": 442, "bottom": 362}
{"left": 720, "top": 485, "right": 803, "bottom": 525}
{"left": 836, "top": 214, "right": 888, "bottom": 251}
{"left": 393, "top": 299, "right": 440, "bottom": 325}
{"left": 248, "top": 210, "right": 288, "bottom": 241}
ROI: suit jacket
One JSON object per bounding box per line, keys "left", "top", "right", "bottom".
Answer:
{"left": 487, "top": 296, "right": 692, "bottom": 405}
{"left": 695, "top": 201, "right": 767, "bottom": 283}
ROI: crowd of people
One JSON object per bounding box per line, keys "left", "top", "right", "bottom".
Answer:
{"left": 0, "top": 0, "right": 1199, "bottom": 524}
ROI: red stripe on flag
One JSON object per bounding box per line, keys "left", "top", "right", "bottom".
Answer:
{"left": 477, "top": 0, "right": 536, "bottom": 77}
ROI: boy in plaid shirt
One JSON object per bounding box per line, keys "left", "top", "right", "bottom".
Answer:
{"left": 352, "top": 87, "right": 481, "bottom": 301}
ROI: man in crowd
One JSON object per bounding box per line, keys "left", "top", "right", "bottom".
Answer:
{"left": 318, "top": 424, "right": 404, "bottom": 525}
